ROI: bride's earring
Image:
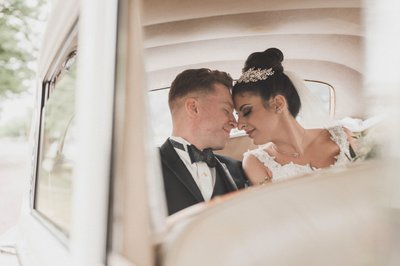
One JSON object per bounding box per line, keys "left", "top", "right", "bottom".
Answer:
{"left": 276, "top": 107, "right": 282, "bottom": 114}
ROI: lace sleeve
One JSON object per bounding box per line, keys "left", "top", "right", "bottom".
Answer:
{"left": 327, "top": 125, "right": 352, "bottom": 165}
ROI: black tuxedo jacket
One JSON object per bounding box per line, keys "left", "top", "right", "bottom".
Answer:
{"left": 159, "top": 139, "right": 248, "bottom": 215}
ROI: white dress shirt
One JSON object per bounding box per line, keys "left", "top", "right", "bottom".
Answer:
{"left": 170, "top": 136, "right": 216, "bottom": 201}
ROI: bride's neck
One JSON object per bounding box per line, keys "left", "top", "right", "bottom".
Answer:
{"left": 273, "top": 119, "right": 306, "bottom": 155}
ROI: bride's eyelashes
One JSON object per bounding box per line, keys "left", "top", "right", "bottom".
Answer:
{"left": 242, "top": 106, "right": 252, "bottom": 117}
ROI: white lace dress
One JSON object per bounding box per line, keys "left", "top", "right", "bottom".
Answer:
{"left": 244, "top": 126, "right": 352, "bottom": 182}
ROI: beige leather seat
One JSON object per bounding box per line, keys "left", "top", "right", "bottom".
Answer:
{"left": 161, "top": 159, "right": 400, "bottom": 266}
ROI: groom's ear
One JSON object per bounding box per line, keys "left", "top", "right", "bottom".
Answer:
{"left": 184, "top": 97, "right": 199, "bottom": 118}
{"left": 273, "top": 95, "right": 286, "bottom": 113}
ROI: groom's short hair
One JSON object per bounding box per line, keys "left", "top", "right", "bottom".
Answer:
{"left": 168, "top": 68, "right": 233, "bottom": 110}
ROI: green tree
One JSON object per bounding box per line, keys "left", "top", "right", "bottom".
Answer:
{"left": 0, "top": 0, "right": 47, "bottom": 98}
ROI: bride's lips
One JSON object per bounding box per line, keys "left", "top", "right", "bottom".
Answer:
{"left": 245, "top": 128, "right": 255, "bottom": 138}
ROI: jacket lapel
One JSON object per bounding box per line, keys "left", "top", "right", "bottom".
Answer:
{"left": 160, "top": 139, "right": 204, "bottom": 202}
{"left": 215, "top": 157, "right": 238, "bottom": 191}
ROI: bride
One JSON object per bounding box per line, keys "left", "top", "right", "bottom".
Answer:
{"left": 232, "top": 48, "right": 357, "bottom": 185}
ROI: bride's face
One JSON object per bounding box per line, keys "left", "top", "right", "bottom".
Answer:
{"left": 234, "top": 93, "right": 280, "bottom": 145}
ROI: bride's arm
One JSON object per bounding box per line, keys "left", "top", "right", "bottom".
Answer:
{"left": 243, "top": 154, "right": 272, "bottom": 186}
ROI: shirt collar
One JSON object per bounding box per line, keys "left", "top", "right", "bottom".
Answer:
{"left": 169, "top": 136, "right": 191, "bottom": 152}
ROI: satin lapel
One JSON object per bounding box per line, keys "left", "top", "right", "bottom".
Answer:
{"left": 215, "top": 157, "right": 238, "bottom": 191}
{"left": 160, "top": 139, "right": 204, "bottom": 202}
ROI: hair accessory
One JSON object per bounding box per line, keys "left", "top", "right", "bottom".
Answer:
{"left": 236, "top": 67, "right": 275, "bottom": 84}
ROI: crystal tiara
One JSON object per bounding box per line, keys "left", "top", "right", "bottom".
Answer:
{"left": 236, "top": 67, "right": 275, "bottom": 84}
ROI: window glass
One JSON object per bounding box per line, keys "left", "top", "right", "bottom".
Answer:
{"left": 305, "top": 80, "right": 335, "bottom": 117}
{"left": 35, "top": 53, "right": 77, "bottom": 235}
{"left": 148, "top": 89, "right": 171, "bottom": 146}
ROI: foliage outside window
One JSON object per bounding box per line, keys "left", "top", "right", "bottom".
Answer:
{"left": 0, "top": 0, "right": 49, "bottom": 138}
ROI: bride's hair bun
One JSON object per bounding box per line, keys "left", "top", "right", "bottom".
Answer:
{"left": 264, "top": 47, "right": 284, "bottom": 64}
{"left": 234, "top": 47, "right": 301, "bottom": 118}
{"left": 243, "top": 47, "right": 284, "bottom": 73}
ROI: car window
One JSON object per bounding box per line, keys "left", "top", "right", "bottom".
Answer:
{"left": 34, "top": 51, "right": 77, "bottom": 236}
{"left": 305, "top": 80, "right": 335, "bottom": 117}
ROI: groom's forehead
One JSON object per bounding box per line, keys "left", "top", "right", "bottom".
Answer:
{"left": 206, "top": 89, "right": 233, "bottom": 103}
{"left": 211, "top": 83, "right": 232, "bottom": 95}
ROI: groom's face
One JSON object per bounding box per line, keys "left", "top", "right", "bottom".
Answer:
{"left": 195, "top": 84, "right": 237, "bottom": 150}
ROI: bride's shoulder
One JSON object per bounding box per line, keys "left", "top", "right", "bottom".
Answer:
{"left": 306, "top": 127, "right": 338, "bottom": 151}
{"left": 312, "top": 125, "right": 351, "bottom": 152}
{"left": 309, "top": 126, "right": 346, "bottom": 142}
{"left": 306, "top": 128, "right": 329, "bottom": 143}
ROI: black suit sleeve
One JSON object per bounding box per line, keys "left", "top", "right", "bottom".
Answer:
{"left": 216, "top": 154, "right": 250, "bottom": 189}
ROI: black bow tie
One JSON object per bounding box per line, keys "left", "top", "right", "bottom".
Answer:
{"left": 169, "top": 139, "right": 217, "bottom": 167}
{"left": 188, "top": 145, "right": 217, "bottom": 168}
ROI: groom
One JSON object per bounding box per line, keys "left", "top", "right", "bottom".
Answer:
{"left": 159, "top": 68, "right": 248, "bottom": 215}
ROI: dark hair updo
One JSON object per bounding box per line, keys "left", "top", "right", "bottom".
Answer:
{"left": 233, "top": 48, "right": 301, "bottom": 117}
